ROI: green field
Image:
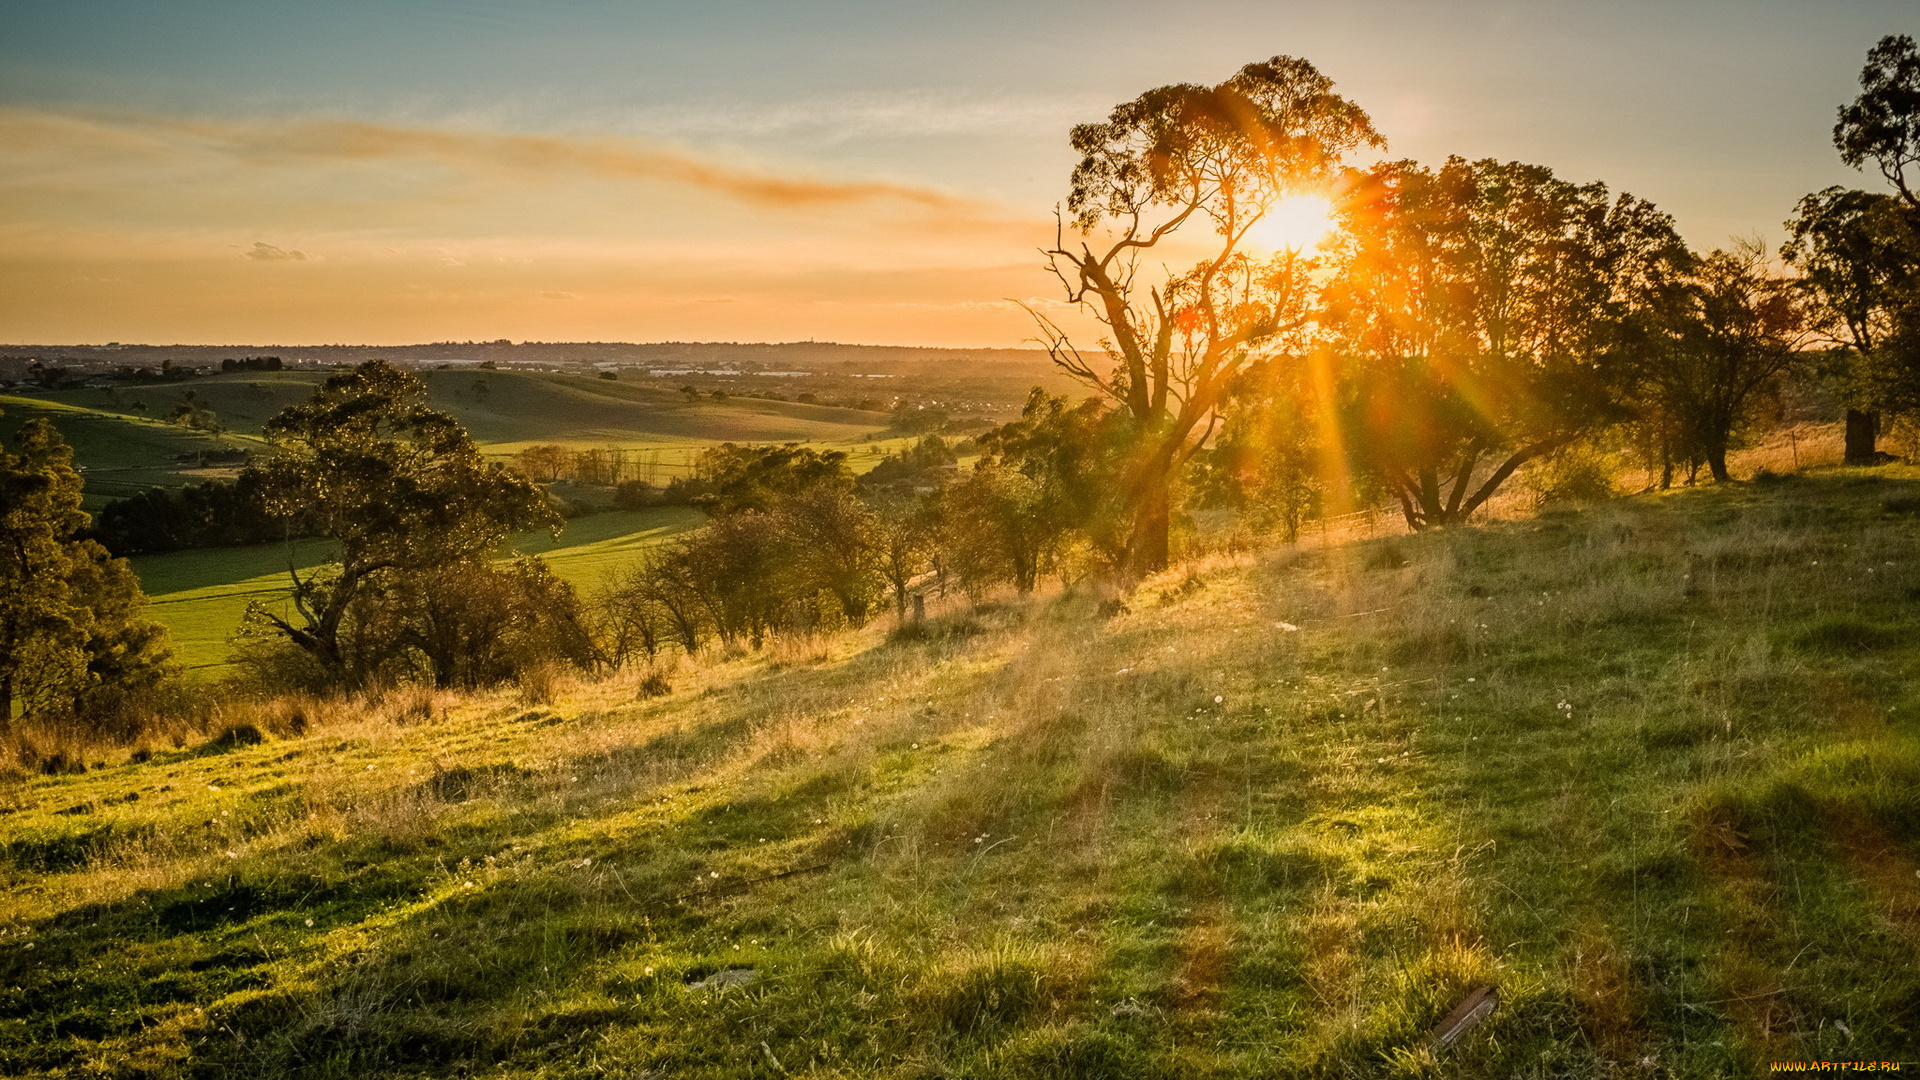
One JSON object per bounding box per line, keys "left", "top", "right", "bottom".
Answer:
{"left": 7, "top": 366, "right": 901, "bottom": 669}
{"left": 3, "top": 368, "right": 894, "bottom": 505}
{"left": 0, "top": 394, "right": 262, "bottom": 511}
{"left": 132, "top": 507, "right": 706, "bottom": 672}
{"left": 5, "top": 470, "right": 1919, "bottom": 1076}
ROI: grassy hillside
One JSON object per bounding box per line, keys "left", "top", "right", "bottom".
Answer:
{"left": 3, "top": 369, "right": 891, "bottom": 503}
{"left": 133, "top": 507, "right": 706, "bottom": 672}
{"left": 0, "top": 394, "right": 261, "bottom": 510}
{"left": 5, "top": 471, "right": 1920, "bottom": 1076}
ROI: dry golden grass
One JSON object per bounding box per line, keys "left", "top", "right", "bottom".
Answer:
{"left": 4, "top": 464, "right": 1920, "bottom": 1077}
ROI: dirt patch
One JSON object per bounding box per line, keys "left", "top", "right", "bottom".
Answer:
{"left": 1826, "top": 809, "right": 1920, "bottom": 944}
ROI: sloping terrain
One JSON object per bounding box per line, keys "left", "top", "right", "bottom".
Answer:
{"left": 3, "top": 472, "right": 1919, "bottom": 1077}
{"left": 0, "top": 394, "right": 256, "bottom": 509}
{"left": 131, "top": 507, "right": 706, "bottom": 672}
{"left": 2, "top": 369, "right": 890, "bottom": 502}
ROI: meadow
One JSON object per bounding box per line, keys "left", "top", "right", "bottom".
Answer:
{"left": 5, "top": 365, "right": 919, "bottom": 670}
{"left": 3, "top": 467, "right": 1917, "bottom": 1077}
{"left": 1, "top": 368, "right": 895, "bottom": 508}
{"left": 131, "top": 507, "right": 709, "bottom": 673}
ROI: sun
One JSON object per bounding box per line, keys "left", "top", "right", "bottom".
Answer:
{"left": 1246, "top": 193, "right": 1336, "bottom": 253}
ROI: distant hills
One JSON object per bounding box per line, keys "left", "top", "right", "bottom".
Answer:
{"left": 0, "top": 340, "right": 1057, "bottom": 378}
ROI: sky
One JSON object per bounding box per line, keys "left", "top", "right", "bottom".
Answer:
{"left": 0, "top": 0, "right": 1910, "bottom": 347}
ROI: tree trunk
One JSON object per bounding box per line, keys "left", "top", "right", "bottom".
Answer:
{"left": 1126, "top": 482, "right": 1171, "bottom": 577}
{"left": 1706, "top": 444, "right": 1732, "bottom": 484}
{"left": 1845, "top": 409, "right": 1881, "bottom": 465}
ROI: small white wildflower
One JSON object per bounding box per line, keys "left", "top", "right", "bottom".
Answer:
{"left": 1214, "top": 695, "right": 1224, "bottom": 703}
{"left": 305, "top": 918, "right": 314, "bottom": 927}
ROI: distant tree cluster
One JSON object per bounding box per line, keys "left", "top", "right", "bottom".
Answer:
{"left": 166, "top": 390, "right": 224, "bottom": 434}
{"left": 515, "top": 443, "right": 669, "bottom": 488}
{"left": 91, "top": 473, "right": 287, "bottom": 555}
{"left": 220, "top": 356, "right": 284, "bottom": 373}
{"left": 596, "top": 403, "right": 1137, "bottom": 661}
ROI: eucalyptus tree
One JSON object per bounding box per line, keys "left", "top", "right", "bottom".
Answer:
{"left": 246, "top": 361, "right": 562, "bottom": 688}
{"left": 1327, "top": 156, "right": 1688, "bottom": 527}
{"left": 1035, "top": 55, "right": 1382, "bottom": 574}
{"left": 1785, "top": 34, "right": 1920, "bottom": 462}
{"left": 1631, "top": 243, "right": 1814, "bottom": 483}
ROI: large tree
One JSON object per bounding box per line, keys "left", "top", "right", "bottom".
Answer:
{"left": 1836, "top": 34, "right": 1920, "bottom": 210}
{"left": 1629, "top": 244, "right": 1813, "bottom": 483}
{"left": 1037, "top": 55, "right": 1382, "bottom": 575}
{"left": 246, "top": 361, "right": 561, "bottom": 687}
{"left": 1787, "top": 34, "right": 1920, "bottom": 462}
{"left": 0, "top": 414, "right": 171, "bottom": 727}
{"left": 1327, "top": 157, "right": 1688, "bottom": 527}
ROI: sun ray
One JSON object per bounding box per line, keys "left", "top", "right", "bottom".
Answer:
{"left": 1246, "top": 193, "right": 1336, "bottom": 254}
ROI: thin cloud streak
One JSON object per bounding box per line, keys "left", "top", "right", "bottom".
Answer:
{"left": 1, "top": 107, "right": 987, "bottom": 213}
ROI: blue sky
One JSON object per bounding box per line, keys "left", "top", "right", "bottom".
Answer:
{"left": 0, "top": 0, "right": 1910, "bottom": 344}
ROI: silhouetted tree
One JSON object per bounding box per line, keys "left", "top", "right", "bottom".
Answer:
{"left": 1787, "top": 35, "right": 1920, "bottom": 462}
{"left": 1328, "top": 157, "right": 1687, "bottom": 527}
{"left": 1628, "top": 244, "right": 1813, "bottom": 483}
{"left": 1036, "top": 55, "right": 1382, "bottom": 574}
{"left": 1784, "top": 187, "right": 1920, "bottom": 460}
{"left": 1836, "top": 34, "right": 1920, "bottom": 209}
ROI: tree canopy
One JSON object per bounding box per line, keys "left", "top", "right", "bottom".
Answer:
{"left": 1041, "top": 55, "right": 1382, "bottom": 572}
{"left": 0, "top": 414, "right": 171, "bottom": 727}
{"left": 245, "top": 361, "right": 570, "bottom": 688}
{"left": 1328, "top": 156, "right": 1689, "bottom": 525}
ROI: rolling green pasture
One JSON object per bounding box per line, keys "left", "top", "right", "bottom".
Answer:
{"left": 132, "top": 507, "right": 705, "bottom": 672}
{"left": 0, "top": 395, "right": 260, "bottom": 511}
{"left": 5, "top": 470, "right": 1920, "bottom": 1077}
{"left": 7, "top": 370, "right": 890, "bottom": 496}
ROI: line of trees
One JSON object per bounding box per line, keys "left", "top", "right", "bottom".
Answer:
{"left": 91, "top": 473, "right": 287, "bottom": 555}
{"left": 595, "top": 414, "right": 1125, "bottom": 661}
{"left": 515, "top": 444, "right": 672, "bottom": 487}
{"left": 1028, "top": 44, "right": 1918, "bottom": 560}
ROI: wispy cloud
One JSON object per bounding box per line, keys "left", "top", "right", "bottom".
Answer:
{"left": 0, "top": 106, "right": 1066, "bottom": 346}
{"left": 244, "top": 241, "right": 307, "bottom": 261}
{"left": 1, "top": 107, "right": 983, "bottom": 213}
{"left": 599, "top": 91, "right": 1103, "bottom": 144}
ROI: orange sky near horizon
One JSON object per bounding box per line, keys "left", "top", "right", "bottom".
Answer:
{"left": 0, "top": 108, "right": 1072, "bottom": 347}
{"left": 1, "top": 0, "right": 1905, "bottom": 348}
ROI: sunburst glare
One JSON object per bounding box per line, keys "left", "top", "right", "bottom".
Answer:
{"left": 1247, "top": 193, "right": 1336, "bottom": 253}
